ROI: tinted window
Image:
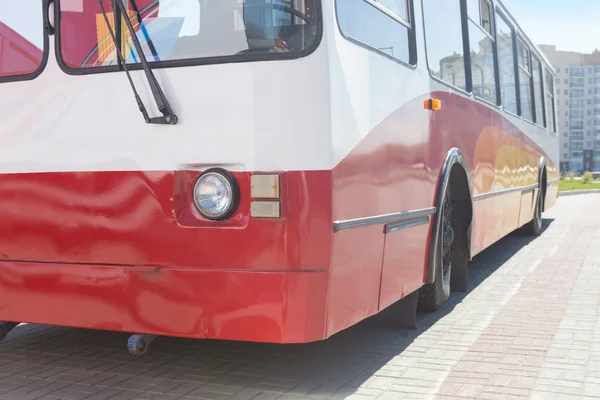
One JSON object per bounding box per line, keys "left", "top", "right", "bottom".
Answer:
{"left": 0, "top": 0, "right": 45, "bottom": 79}
{"left": 423, "top": 0, "right": 466, "bottom": 90}
{"left": 467, "top": 0, "right": 497, "bottom": 104}
{"left": 517, "top": 38, "right": 533, "bottom": 121}
{"left": 496, "top": 14, "right": 517, "bottom": 114}
{"left": 59, "top": 0, "right": 319, "bottom": 69}
{"left": 532, "top": 56, "right": 545, "bottom": 127}
{"left": 337, "top": 0, "right": 413, "bottom": 64}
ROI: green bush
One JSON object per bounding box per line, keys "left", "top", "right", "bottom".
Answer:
{"left": 568, "top": 171, "right": 576, "bottom": 181}
{"left": 582, "top": 171, "right": 593, "bottom": 184}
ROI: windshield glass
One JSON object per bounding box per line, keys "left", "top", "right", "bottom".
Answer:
{"left": 58, "top": 0, "right": 319, "bottom": 69}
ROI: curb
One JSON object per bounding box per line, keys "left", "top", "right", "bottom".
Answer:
{"left": 559, "top": 189, "right": 600, "bottom": 197}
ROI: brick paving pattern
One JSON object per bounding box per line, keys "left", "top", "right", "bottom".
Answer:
{"left": 0, "top": 194, "right": 599, "bottom": 400}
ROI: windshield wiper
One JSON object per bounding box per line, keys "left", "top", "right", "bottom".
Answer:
{"left": 96, "top": 0, "right": 177, "bottom": 125}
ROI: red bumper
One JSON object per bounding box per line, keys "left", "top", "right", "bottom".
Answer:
{"left": 0, "top": 261, "right": 329, "bottom": 343}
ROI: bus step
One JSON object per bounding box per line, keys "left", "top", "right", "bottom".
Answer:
{"left": 127, "top": 334, "right": 158, "bottom": 356}
{"left": 0, "top": 322, "right": 19, "bottom": 341}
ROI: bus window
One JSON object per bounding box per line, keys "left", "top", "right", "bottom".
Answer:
{"left": 423, "top": 0, "right": 466, "bottom": 90}
{"left": 377, "top": 0, "right": 409, "bottom": 21}
{"left": 467, "top": 0, "right": 491, "bottom": 35}
{"left": 466, "top": 0, "right": 498, "bottom": 104}
{"left": 532, "top": 56, "right": 546, "bottom": 127}
{"left": 496, "top": 13, "right": 517, "bottom": 114}
{"left": 336, "top": 0, "right": 414, "bottom": 65}
{"left": 58, "top": 0, "right": 320, "bottom": 70}
{"left": 545, "top": 69, "right": 557, "bottom": 132}
{"left": 0, "top": 0, "right": 45, "bottom": 80}
{"left": 517, "top": 38, "right": 534, "bottom": 121}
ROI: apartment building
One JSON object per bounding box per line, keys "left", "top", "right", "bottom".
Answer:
{"left": 540, "top": 45, "right": 600, "bottom": 173}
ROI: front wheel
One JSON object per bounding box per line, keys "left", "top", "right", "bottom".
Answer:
{"left": 419, "top": 186, "right": 454, "bottom": 312}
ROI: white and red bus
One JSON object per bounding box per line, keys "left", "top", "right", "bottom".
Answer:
{"left": 0, "top": 0, "right": 558, "bottom": 354}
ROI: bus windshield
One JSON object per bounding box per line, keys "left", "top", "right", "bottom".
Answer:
{"left": 58, "top": 0, "right": 319, "bottom": 69}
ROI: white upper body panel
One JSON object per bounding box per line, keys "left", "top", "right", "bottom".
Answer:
{"left": 0, "top": 2, "right": 332, "bottom": 174}
{"left": 0, "top": 0, "right": 558, "bottom": 174}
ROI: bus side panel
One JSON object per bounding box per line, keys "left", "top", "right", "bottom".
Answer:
{"left": 327, "top": 227, "right": 385, "bottom": 335}
{"left": 326, "top": 96, "right": 436, "bottom": 337}
{"left": 470, "top": 104, "right": 549, "bottom": 256}
{"left": 518, "top": 189, "right": 537, "bottom": 228}
{"left": 325, "top": 89, "right": 556, "bottom": 336}
{"left": 379, "top": 222, "right": 431, "bottom": 311}
{"left": 545, "top": 181, "right": 559, "bottom": 210}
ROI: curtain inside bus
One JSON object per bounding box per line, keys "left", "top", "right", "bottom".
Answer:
{"left": 58, "top": 0, "right": 319, "bottom": 69}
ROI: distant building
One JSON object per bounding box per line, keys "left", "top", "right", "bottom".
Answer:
{"left": 540, "top": 45, "right": 600, "bottom": 173}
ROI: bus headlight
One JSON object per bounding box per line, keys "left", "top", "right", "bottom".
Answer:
{"left": 192, "top": 169, "right": 238, "bottom": 220}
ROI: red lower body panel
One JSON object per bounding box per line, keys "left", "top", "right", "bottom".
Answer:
{"left": 0, "top": 261, "right": 329, "bottom": 343}
{"left": 0, "top": 92, "right": 561, "bottom": 343}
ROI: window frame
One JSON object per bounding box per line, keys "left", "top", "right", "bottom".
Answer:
{"left": 0, "top": 0, "right": 51, "bottom": 84}
{"left": 532, "top": 54, "right": 546, "bottom": 128}
{"left": 464, "top": 0, "right": 501, "bottom": 106}
{"left": 516, "top": 34, "right": 535, "bottom": 124}
{"left": 544, "top": 67, "right": 557, "bottom": 133}
{"left": 366, "top": 0, "right": 412, "bottom": 28}
{"left": 421, "top": 0, "right": 502, "bottom": 103}
{"left": 336, "top": 0, "right": 418, "bottom": 67}
{"left": 421, "top": 0, "right": 470, "bottom": 94}
{"left": 54, "top": 0, "right": 324, "bottom": 76}
{"left": 494, "top": 8, "right": 519, "bottom": 117}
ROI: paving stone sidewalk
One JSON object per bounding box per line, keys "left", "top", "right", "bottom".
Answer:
{"left": 0, "top": 195, "right": 599, "bottom": 400}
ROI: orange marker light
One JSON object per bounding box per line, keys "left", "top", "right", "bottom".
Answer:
{"left": 424, "top": 99, "right": 442, "bottom": 111}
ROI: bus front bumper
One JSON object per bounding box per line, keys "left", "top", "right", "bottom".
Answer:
{"left": 0, "top": 261, "right": 329, "bottom": 343}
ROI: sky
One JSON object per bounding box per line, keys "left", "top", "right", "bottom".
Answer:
{"left": 501, "top": 0, "right": 600, "bottom": 54}
{"left": 2, "top": 0, "right": 43, "bottom": 47}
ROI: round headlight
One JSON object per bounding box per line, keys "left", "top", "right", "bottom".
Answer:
{"left": 192, "top": 170, "right": 238, "bottom": 220}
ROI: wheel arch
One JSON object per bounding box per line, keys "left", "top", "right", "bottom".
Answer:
{"left": 426, "top": 148, "right": 473, "bottom": 285}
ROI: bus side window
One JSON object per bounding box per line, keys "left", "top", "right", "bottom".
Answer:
{"left": 0, "top": 0, "right": 45, "bottom": 81}
{"left": 496, "top": 13, "right": 518, "bottom": 115}
{"left": 466, "top": 0, "right": 498, "bottom": 105}
{"left": 422, "top": 0, "right": 467, "bottom": 91}
{"left": 545, "top": 69, "right": 557, "bottom": 132}
{"left": 336, "top": 0, "right": 415, "bottom": 65}
{"left": 532, "top": 56, "right": 546, "bottom": 127}
{"left": 377, "top": 0, "right": 409, "bottom": 21}
{"left": 517, "top": 38, "right": 534, "bottom": 122}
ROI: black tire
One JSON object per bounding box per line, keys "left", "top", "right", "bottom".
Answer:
{"left": 521, "top": 188, "right": 543, "bottom": 236}
{"left": 418, "top": 185, "right": 454, "bottom": 312}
